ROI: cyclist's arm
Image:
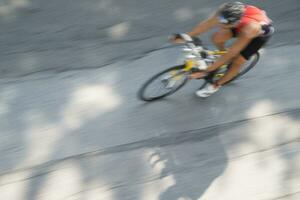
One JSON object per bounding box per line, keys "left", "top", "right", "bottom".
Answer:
{"left": 205, "top": 23, "right": 261, "bottom": 72}
{"left": 187, "top": 13, "right": 219, "bottom": 37}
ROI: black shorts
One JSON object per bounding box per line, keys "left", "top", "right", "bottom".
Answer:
{"left": 231, "top": 24, "right": 274, "bottom": 60}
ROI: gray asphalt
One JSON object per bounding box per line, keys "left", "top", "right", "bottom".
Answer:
{"left": 0, "top": 0, "right": 300, "bottom": 200}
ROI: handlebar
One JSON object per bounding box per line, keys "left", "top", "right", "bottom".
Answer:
{"left": 174, "top": 33, "right": 203, "bottom": 46}
{"left": 174, "top": 33, "right": 204, "bottom": 57}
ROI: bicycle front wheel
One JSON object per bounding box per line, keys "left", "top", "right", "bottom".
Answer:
{"left": 138, "top": 65, "right": 189, "bottom": 101}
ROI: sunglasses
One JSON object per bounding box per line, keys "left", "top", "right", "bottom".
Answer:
{"left": 218, "top": 15, "right": 229, "bottom": 24}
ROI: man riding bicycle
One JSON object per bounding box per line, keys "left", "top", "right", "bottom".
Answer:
{"left": 172, "top": 2, "right": 274, "bottom": 97}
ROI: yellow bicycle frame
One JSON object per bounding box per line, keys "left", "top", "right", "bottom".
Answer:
{"left": 208, "top": 50, "right": 227, "bottom": 55}
{"left": 183, "top": 59, "right": 195, "bottom": 71}
{"left": 183, "top": 50, "right": 227, "bottom": 72}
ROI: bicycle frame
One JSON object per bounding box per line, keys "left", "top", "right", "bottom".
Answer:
{"left": 182, "top": 50, "right": 227, "bottom": 72}
{"left": 179, "top": 33, "right": 228, "bottom": 73}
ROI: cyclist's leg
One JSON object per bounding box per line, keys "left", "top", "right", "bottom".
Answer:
{"left": 215, "top": 33, "right": 271, "bottom": 86}
{"left": 190, "top": 28, "right": 234, "bottom": 80}
{"left": 215, "top": 55, "right": 246, "bottom": 86}
{"left": 211, "top": 28, "right": 234, "bottom": 51}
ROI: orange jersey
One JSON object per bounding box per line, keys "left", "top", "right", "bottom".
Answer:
{"left": 236, "top": 5, "right": 271, "bottom": 33}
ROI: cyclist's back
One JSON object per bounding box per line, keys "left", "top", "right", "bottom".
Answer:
{"left": 235, "top": 5, "right": 272, "bottom": 34}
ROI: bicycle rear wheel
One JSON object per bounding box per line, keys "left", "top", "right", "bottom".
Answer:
{"left": 138, "top": 65, "right": 189, "bottom": 101}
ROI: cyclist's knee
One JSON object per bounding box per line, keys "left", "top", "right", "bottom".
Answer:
{"left": 211, "top": 28, "right": 232, "bottom": 44}
{"left": 211, "top": 32, "right": 221, "bottom": 45}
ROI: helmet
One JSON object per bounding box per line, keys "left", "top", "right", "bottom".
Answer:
{"left": 218, "top": 2, "right": 245, "bottom": 24}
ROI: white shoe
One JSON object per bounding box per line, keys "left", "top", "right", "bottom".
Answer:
{"left": 196, "top": 83, "right": 220, "bottom": 98}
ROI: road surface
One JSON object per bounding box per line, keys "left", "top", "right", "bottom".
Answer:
{"left": 0, "top": 0, "right": 299, "bottom": 199}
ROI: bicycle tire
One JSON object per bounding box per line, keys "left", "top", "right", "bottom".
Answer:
{"left": 138, "top": 65, "right": 189, "bottom": 101}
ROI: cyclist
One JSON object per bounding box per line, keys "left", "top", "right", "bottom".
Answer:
{"left": 172, "top": 2, "right": 274, "bottom": 97}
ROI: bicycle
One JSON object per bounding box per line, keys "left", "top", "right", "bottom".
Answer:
{"left": 138, "top": 34, "right": 260, "bottom": 101}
